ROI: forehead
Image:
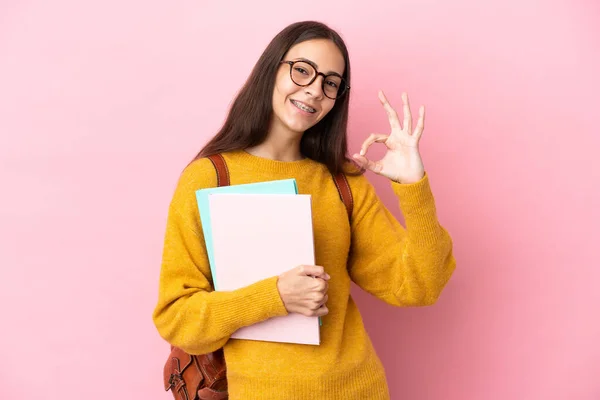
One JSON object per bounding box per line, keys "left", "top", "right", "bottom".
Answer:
{"left": 284, "top": 39, "right": 345, "bottom": 76}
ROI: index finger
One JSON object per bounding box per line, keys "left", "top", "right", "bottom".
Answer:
{"left": 378, "top": 90, "right": 401, "bottom": 131}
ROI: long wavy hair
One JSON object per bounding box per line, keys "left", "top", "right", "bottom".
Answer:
{"left": 192, "top": 21, "right": 361, "bottom": 176}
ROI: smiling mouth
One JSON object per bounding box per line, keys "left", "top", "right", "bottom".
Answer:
{"left": 290, "top": 99, "right": 317, "bottom": 114}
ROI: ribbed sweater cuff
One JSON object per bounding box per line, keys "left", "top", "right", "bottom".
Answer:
{"left": 390, "top": 172, "right": 442, "bottom": 246}
{"left": 213, "top": 276, "right": 289, "bottom": 331}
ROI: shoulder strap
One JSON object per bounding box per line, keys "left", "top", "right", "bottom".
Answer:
{"left": 206, "top": 153, "right": 352, "bottom": 220}
{"left": 332, "top": 172, "right": 353, "bottom": 222}
{"left": 207, "top": 153, "right": 230, "bottom": 187}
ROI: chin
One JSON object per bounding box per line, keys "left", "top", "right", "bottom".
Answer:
{"left": 285, "top": 120, "right": 316, "bottom": 134}
{"left": 284, "top": 112, "right": 321, "bottom": 132}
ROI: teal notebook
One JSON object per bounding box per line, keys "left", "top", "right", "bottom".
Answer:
{"left": 195, "top": 179, "right": 298, "bottom": 290}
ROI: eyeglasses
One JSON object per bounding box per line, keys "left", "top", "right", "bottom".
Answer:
{"left": 279, "top": 60, "right": 349, "bottom": 100}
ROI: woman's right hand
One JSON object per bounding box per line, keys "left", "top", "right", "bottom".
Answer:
{"left": 276, "top": 265, "right": 330, "bottom": 317}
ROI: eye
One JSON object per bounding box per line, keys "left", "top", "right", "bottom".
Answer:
{"left": 325, "top": 79, "right": 339, "bottom": 89}
{"left": 294, "top": 67, "right": 309, "bottom": 75}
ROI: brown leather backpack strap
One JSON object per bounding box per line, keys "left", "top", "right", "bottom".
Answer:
{"left": 332, "top": 172, "right": 353, "bottom": 222}
{"left": 207, "top": 154, "right": 230, "bottom": 187}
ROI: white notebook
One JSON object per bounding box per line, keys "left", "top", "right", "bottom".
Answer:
{"left": 207, "top": 193, "right": 320, "bottom": 345}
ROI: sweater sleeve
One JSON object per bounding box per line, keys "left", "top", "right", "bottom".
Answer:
{"left": 152, "top": 160, "right": 288, "bottom": 355}
{"left": 347, "top": 172, "right": 456, "bottom": 306}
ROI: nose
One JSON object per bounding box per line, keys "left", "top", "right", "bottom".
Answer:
{"left": 305, "top": 74, "right": 325, "bottom": 99}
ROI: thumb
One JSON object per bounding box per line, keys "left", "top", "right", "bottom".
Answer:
{"left": 298, "top": 265, "right": 330, "bottom": 280}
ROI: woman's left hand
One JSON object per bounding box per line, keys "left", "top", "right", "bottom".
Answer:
{"left": 352, "top": 90, "right": 426, "bottom": 184}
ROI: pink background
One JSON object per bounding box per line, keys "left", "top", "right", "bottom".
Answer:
{"left": 1, "top": 1, "right": 598, "bottom": 399}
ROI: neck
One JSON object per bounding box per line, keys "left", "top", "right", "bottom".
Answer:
{"left": 245, "top": 123, "right": 304, "bottom": 162}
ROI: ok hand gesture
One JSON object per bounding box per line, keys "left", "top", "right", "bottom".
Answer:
{"left": 352, "top": 91, "right": 426, "bottom": 184}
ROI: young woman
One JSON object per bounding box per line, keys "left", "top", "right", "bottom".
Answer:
{"left": 153, "top": 20, "right": 456, "bottom": 400}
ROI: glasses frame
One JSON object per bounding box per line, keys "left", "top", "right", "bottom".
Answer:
{"left": 279, "top": 60, "right": 350, "bottom": 100}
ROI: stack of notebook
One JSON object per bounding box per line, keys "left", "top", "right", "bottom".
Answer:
{"left": 195, "top": 179, "right": 320, "bottom": 345}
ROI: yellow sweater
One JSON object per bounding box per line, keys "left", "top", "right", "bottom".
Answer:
{"left": 152, "top": 150, "right": 456, "bottom": 400}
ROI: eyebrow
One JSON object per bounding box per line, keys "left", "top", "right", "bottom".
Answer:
{"left": 293, "top": 57, "right": 343, "bottom": 77}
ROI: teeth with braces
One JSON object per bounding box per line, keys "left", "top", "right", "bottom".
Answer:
{"left": 292, "top": 100, "right": 315, "bottom": 113}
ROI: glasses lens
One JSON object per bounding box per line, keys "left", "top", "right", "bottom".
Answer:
{"left": 290, "top": 61, "right": 316, "bottom": 86}
{"left": 323, "top": 75, "right": 345, "bottom": 99}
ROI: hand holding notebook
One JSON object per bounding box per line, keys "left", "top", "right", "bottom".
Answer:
{"left": 277, "top": 265, "right": 330, "bottom": 317}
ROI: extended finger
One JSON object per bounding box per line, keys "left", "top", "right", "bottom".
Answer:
{"left": 414, "top": 105, "right": 425, "bottom": 139}
{"left": 359, "top": 133, "right": 388, "bottom": 156}
{"left": 378, "top": 90, "right": 401, "bottom": 130}
{"left": 402, "top": 92, "right": 412, "bottom": 133}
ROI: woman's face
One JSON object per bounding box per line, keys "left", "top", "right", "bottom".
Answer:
{"left": 270, "top": 39, "right": 346, "bottom": 137}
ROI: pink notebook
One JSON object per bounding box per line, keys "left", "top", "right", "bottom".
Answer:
{"left": 207, "top": 193, "right": 320, "bottom": 345}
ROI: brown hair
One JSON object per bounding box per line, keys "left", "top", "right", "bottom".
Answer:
{"left": 191, "top": 20, "right": 362, "bottom": 176}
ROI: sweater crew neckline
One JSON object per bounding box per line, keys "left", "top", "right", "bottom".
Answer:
{"left": 228, "top": 150, "right": 317, "bottom": 174}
